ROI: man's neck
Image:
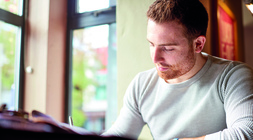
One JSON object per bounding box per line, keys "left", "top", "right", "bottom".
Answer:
{"left": 166, "top": 53, "right": 208, "bottom": 84}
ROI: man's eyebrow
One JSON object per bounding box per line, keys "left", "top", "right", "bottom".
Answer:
{"left": 147, "top": 39, "right": 178, "bottom": 46}
{"left": 147, "top": 39, "right": 153, "bottom": 43}
{"left": 158, "top": 43, "right": 178, "bottom": 46}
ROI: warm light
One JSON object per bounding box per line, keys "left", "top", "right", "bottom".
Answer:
{"left": 246, "top": 4, "right": 253, "bottom": 15}
{"left": 244, "top": 0, "right": 253, "bottom": 15}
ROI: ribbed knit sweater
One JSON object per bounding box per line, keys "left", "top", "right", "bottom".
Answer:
{"left": 104, "top": 54, "right": 253, "bottom": 140}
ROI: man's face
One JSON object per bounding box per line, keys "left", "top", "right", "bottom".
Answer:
{"left": 147, "top": 19, "right": 196, "bottom": 82}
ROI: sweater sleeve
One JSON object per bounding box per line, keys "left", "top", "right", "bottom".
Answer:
{"left": 205, "top": 63, "right": 253, "bottom": 140}
{"left": 102, "top": 74, "right": 145, "bottom": 139}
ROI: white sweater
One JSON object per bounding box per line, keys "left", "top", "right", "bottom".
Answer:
{"left": 104, "top": 54, "right": 253, "bottom": 140}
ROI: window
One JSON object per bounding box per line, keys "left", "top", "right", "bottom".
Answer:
{"left": 66, "top": 0, "right": 117, "bottom": 133}
{"left": 0, "top": 0, "right": 25, "bottom": 110}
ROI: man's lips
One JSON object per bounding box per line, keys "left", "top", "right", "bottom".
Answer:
{"left": 157, "top": 66, "right": 169, "bottom": 72}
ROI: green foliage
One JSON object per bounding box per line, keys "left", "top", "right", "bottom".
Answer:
{"left": 71, "top": 47, "right": 104, "bottom": 127}
{"left": 0, "top": 0, "right": 19, "bottom": 15}
{"left": 71, "top": 28, "right": 108, "bottom": 129}
{"left": 0, "top": 21, "right": 16, "bottom": 90}
{"left": 72, "top": 50, "right": 89, "bottom": 91}
{"left": 72, "top": 89, "right": 86, "bottom": 127}
{"left": 71, "top": 49, "right": 98, "bottom": 127}
{"left": 71, "top": 50, "right": 87, "bottom": 127}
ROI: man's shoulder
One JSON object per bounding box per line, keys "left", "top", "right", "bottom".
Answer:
{"left": 139, "top": 67, "right": 157, "bottom": 75}
{"left": 136, "top": 67, "right": 158, "bottom": 80}
{"left": 207, "top": 54, "right": 253, "bottom": 77}
{"left": 208, "top": 54, "right": 249, "bottom": 69}
{"left": 131, "top": 67, "right": 159, "bottom": 86}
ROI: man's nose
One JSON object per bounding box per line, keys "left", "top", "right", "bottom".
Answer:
{"left": 152, "top": 47, "right": 164, "bottom": 63}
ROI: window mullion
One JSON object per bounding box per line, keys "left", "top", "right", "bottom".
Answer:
{"left": 0, "top": 9, "right": 23, "bottom": 27}
{"left": 69, "top": 6, "right": 116, "bottom": 29}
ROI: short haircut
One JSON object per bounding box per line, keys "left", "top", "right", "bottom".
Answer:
{"left": 147, "top": 0, "right": 208, "bottom": 41}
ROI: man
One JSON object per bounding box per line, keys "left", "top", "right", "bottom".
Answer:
{"left": 103, "top": 0, "right": 253, "bottom": 139}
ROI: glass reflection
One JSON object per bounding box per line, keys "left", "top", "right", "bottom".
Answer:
{"left": 72, "top": 23, "right": 117, "bottom": 133}
{"left": 0, "top": 21, "right": 21, "bottom": 110}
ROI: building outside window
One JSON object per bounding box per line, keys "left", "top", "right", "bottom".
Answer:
{"left": 67, "top": 0, "right": 117, "bottom": 134}
{"left": 0, "top": 0, "right": 25, "bottom": 110}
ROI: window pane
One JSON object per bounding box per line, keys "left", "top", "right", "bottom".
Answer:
{"left": 0, "top": 21, "right": 21, "bottom": 110}
{"left": 77, "top": 0, "right": 116, "bottom": 13}
{"left": 71, "top": 23, "right": 117, "bottom": 133}
{"left": 0, "top": 0, "right": 23, "bottom": 16}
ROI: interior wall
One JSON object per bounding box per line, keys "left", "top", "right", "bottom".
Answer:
{"left": 46, "top": 0, "right": 67, "bottom": 122}
{"left": 117, "top": 0, "right": 154, "bottom": 108}
{"left": 200, "top": 0, "right": 212, "bottom": 54}
{"left": 242, "top": 2, "right": 253, "bottom": 68}
{"left": 24, "top": 0, "right": 50, "bottom": 114}
{"left": 117, "top": 0, "right": 155, "bottom": 139}
{"left": 24, "top": 0, "right": 67, "bottom": 122}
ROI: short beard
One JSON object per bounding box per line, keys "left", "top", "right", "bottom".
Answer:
{"left": 156, "top": 47, "right": 196, "bottom": 81}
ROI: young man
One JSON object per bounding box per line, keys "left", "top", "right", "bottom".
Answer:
{"left": 103, "top": 0, "right": 253, "bottom": 139}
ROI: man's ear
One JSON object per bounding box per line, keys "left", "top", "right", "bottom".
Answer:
{"left": 194, "top": 36, "right": 206, "bottom": 53}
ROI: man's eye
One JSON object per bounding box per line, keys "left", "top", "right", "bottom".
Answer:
{"left": 163, "top": 47, "right": 174, "bottom": 51}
